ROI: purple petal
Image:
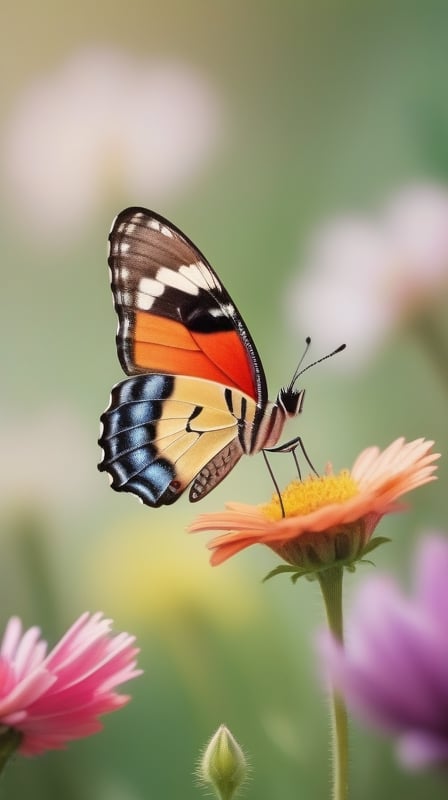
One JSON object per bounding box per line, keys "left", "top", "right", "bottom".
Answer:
{"left": 317, "top": 629, "right": 427, "bottom": 733}
{"left": 340, "top": 579, "right": 446, "bottom": 727}
{"left": 397, "top": 731, "right": 448, "bottom": 769}
{"left": 415, "top": 534, "right": 448, "bottom": 624}
{"left": 317, "top": 534, "right": 448, "bottom": 771}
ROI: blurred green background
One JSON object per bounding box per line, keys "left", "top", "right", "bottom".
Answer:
{"left": 1, "top": 1, "right": 448, "bottom": 798}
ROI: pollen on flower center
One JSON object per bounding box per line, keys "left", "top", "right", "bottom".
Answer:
{"left": 261, "top": 471, "right": 359, "bottom": 521}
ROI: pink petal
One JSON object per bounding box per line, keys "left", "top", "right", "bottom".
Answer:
{"left": 0, "top": 612, "right": 141, "bottom": 756}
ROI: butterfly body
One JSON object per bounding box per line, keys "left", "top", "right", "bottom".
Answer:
{"left": 99, "top": 208, "right": 304, "bottom": 507}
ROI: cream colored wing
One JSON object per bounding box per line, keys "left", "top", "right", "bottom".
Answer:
{"left": 99, "top": 373, "right": 258, "bottom": 506}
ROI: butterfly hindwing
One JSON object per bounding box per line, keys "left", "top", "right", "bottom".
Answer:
{"left": 189, "top": 438, "right": 244, "bottom": 502}
{"left": 99, "top": 374, "right": 256, "bottom": 507}
{"left": 108, "top": 207, "right": 268, "bottom": 405}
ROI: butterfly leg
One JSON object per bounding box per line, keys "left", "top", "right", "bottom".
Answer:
{"left": 262, "top": 450, "right": 286, "bottom": 517}
{"left": 262, "top": 436, "right": 318, "bottom": 517}
{"left": 265, "top": 436, "right": 319, "bottom": 480}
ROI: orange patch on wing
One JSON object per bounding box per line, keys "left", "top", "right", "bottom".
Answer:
{"left": 192, "top": 329, "right": 256, "bottom": 398}
{"left": 135, "top": 313, "right": 199, "bottom": 351}
{"left": 134, "top": 313, "right": 256, "bottom": 398}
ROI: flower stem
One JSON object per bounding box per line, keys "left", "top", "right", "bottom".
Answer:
{"left": 317, "top": 566, "right": 348, "bottom": 800}
{"left": 0, "top": 728, "right": 21, "bottom": 775}
{"left": 411, "top": 311, "right": 448, "bottom": 394}
{"left": 13, "top": 510, "right": 62, "bottom": 631}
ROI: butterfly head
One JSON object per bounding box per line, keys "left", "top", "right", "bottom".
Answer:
{"left": 277, "top": 339, "right": 347, "bottom": 420}
{"left": 277, "top": 385, "right": 306, "bottom": 419}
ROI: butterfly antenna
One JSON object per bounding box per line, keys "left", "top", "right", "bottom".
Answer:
{"left": 288, "top": 340, "right": 346, "bottom": 390}
{"left": 286, "top": 336, "right": 312, "bottom": 392}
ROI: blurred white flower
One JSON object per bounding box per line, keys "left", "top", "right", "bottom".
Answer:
{"left": 287, "top": 184, "right": 448, "bottom": 368}
{"left": 3, "top": 48, "right": 222, "bottom": 241}
{"left": 0, "top": 406, "right": 95, "bottom": 511}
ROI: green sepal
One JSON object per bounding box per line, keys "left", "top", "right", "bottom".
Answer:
{"left": 360, "top": 536, "right": 391, "bottom": 557}
{"left": 262, "top": 564, "right": 307, "bottom": 583}
{"left": 197, "top": 724, "right": 248, "bottom": 800}
{"left": 263, "top": 535, "right": 392, "bottom": 585}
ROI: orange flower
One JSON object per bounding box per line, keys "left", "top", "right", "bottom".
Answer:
{"left": 189, "top": 438, "right": 439, "bottom": 570}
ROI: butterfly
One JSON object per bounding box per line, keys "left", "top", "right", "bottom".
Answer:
{"left": 98, "top": 207, "right": 326, "bottom": 508}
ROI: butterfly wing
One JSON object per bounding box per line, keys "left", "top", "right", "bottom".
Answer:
{"left": 108, "top": 207, "right": 268, "bottom": 405}
{"left": 100, "top": 207, "right": 270, "bottom": 506}
{"left": 99, "top": 374, "right": 259, "bottom": 506}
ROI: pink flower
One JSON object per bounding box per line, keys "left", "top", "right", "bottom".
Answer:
{"left": 0, "top": 612, "right": 141, "bottom": 755}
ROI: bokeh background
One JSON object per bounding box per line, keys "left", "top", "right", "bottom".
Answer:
{"left": 2, "top": 2, "right": 448, "bottom": 798}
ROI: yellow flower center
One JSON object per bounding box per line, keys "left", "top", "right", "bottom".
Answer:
{"left": 261, "top": 470, "right": 359, "bottom": 521}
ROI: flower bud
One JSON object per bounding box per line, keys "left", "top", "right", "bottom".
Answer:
{"left": 198, "top": 724, "right": 248, "bottom": 800}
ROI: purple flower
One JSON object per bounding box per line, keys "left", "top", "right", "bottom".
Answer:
{"left": 318, "top": 534, "right": 448, "bottom": 770}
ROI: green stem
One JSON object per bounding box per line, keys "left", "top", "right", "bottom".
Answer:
{"left": 411, "top": 312, "right": 448, "bottom": 393}
{"left": 13, "top": 510, "right": 62, "bottom": 632}
{"left": 0, "top": 728, "right": 21, "bottom": 775}
{"left": 317, "top": 566, "right": 349, "bottom": 800}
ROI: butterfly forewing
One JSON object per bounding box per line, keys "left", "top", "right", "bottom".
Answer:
{"left": 108, "top": 207, "right": 268, "bottom": 405}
